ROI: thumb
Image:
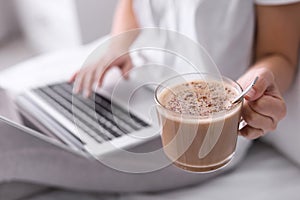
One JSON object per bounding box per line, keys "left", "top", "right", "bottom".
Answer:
{"left": 245, "top": 76, "right": 271, "bottom": 101}
{"left": 121, "top": 60, "right": 133, "bottom": 80}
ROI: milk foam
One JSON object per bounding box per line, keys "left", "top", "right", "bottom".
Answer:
{"left": 160, "top": 81, "right": 238, "bottom": 116}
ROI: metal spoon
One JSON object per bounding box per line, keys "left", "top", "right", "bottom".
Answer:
{"left": 231, "top": 76, "right": 259, "bottom": 104}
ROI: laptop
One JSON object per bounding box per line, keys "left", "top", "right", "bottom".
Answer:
{"left": 15, "top": 77, "right": 160, "bottom": 158}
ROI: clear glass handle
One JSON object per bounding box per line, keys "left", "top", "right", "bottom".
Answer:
{"left": 239, "top": 119, "right": 247, "bottom": 130}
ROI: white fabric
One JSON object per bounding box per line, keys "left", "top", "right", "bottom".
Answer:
{"left": 133, "top": 0, "right": 300, "bottom": 168}
{"left": 0, "top": 38, "right": 251, "bottom": 193}
{"left": 133, "top": 0, "right": 253, "bottom": 80}
{"left": 0, "top": 0, "right": 299, "bottom": 196}
{"left": 0, "top": 88, "right": 22, "bottom": 123}
{"left": 255, "top": 0, "right": 300, "bottom": 5}
{"left": 133, "top": 0, "right": 299, "bottom": 79}
{"left": 126, "top": 142, "right": 300, "bottom": 200}
{"left": 2, "top": 142, "right": 300, "bottom": 200}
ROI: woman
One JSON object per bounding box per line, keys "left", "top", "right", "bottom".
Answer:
{"left": 72, "top": 0, "right": 299, "bottom": 140}
{"left": 66, "top": 0, "right": 300, "bottom": 191}
{"left": 9, "top": 0, "right": 298, "bottom": 193}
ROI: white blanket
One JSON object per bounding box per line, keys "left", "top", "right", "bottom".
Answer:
{"left": 1, "top": 142, "right": 299, "bottom": 200}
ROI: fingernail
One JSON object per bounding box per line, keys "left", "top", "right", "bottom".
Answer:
{"left": 73, "top": 87, "right": 79, "bottom": 94}
{"left": 83, "top": 90, "right": 90, "bottom": 98}
{"left": 246, "top": 89, "right": 256, "bottom": 98}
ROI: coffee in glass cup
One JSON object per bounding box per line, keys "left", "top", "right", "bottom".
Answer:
{"left": 155, "top": 73, "right": 243, "bottom": 172}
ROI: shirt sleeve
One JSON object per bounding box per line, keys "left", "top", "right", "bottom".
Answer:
{"left": 255, "top": 0, "right": 300, "bottom": 5}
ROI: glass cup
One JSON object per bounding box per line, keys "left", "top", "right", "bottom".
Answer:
{"left": 155, "top": 73, "right": 243, "bottom": 173}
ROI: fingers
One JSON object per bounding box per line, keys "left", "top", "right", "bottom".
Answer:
{"left": 121, "top": 59, "right": 133, "bottom": 79}
{"left": 248, "top": 95, "right": 286, "bottom": 122}
{"left": 239, "top": 125, "right": 264, "bottom": 140}
{"left": 242, "top": 101, "right": 276, "bottom": 133}
{"left": 241, "top": 95, "right": 286, "bottom": 140}
{"left": 69, "top": 64, "right": 99, "bottom": 97}
{"left": 72, "top": 67, "right": 89, "bottom": 95}
{"left": 96, "top": 62, "right": 114, "bottom": 87}
{"left": 97, "top": 55, "right": 133, "bottom": 86}
{"left": 237, "top": 68, "right": 287, "bottom": 140}
{"left": 77, "top": 64, "right": 108, "bottom": 98}
{"left": 244, "top": 68, "right": 275, "bottom": 101}
{"left": 70, "top": 53, "right": 115, "bottom": 97}
{"left": 69, "top": 72, "right": 78, "bottom": 83}
{"left": 82, "top": 68, "right": 96, "bottom": 98}
{"left": 70, "top": 53, "right": 133, "bottom": 97}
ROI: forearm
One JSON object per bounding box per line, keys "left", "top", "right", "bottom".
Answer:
{"left": 110, "top": 0, "right": 139, "bottom": 50}
{"left": 250, "top": 3, "right": 300, "bottom": 94}
{"left": 112, "top": 0, "right": 138, "bottom": 34}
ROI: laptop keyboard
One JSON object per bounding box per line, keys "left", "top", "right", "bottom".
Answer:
{"left": 32, "top": 83, "right": 149, "bottom": 143}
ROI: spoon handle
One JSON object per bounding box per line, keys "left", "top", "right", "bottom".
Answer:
{"left": 232, "top": 76, "right": 259, "bottom": 104}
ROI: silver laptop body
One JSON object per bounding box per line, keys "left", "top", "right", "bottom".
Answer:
{"left": 16, "top": 78, "right": 160, "bottom": 159}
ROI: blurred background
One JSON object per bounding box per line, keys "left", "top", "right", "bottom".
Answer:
{"left": 0, "top": 0, "right": 118, "bottom": 71}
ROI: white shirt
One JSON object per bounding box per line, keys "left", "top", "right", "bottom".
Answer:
{"left": 133, "top": 0, "right": 298, "bottom": 79}
{"left": 133, "top": 0, "right": 300, "bottom": 165}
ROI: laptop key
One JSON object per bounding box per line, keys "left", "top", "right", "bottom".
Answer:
{"left": 52, "top": 85, "right": 130, "bottom": 136}
{"left": 32, "top": 82, "right": 150, "bottom": 145}
{"left": 94, "top": 94, "right": 147, "bottom": 130}
{"left": 33, "top": 89, "right": 105, "bottom": 143}
{"left": 60, "top": 82, "right": 149, "bottom": 129}
{"left": 46, "top": 86, "right": 125, "bottom": 139}
{"left": 58, "top": 84, "right": 138, "bottom": 133}
{"left": 37, "top": 88, "right": 112, "bottom": 141}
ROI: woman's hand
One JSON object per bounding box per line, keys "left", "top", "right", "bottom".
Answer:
{"left": 237, "top": 68, "right": 287, "bottom": 140}
{"left": 69, "top": 0, "right": 138, "bottom": 98}
{"left": 69, "top": 50, "right": 133, "bottom": 98}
